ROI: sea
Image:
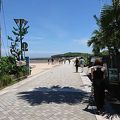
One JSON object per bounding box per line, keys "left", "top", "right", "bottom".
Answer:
{"left": 30, "top": 58, "right": 49, "bottom": 63}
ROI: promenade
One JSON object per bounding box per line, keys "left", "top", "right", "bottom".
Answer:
{"left": 0, "top": 62, "right": 119, "bottom": 120}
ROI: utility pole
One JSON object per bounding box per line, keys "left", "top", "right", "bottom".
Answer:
{"left": 19, "top": 19, "right": 23, "bottom": 60}
{"left": 0, "top": 0, "right": 2, "bottom": 58}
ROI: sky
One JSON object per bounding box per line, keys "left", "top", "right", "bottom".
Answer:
{"left": 1, "top": 0, "right": 112, "bottom": 58}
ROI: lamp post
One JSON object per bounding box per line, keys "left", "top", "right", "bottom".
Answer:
{"left": 14, "top": 19, "right": 28, "bottom": 60}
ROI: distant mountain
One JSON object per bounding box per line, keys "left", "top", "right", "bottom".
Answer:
{"left": 51, "top": 52, "right": 91, "bottom": 58}
{"left": 30, "top": 52, "right": 92, "bottom": 60}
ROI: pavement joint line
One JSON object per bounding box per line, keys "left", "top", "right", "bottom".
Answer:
{"left": 0, "top": 64, "right": 119, "bottom": 120}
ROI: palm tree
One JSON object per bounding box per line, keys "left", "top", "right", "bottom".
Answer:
{"left": 88, "top": 30, "right": 103, "bottom": 55}
{"left": 100, "top": 4, "right": 120, "bottom": 54}
{"left": 88, "top": 1, "right": 120, "bottom": 56}
{"left": 100, "top": 2, "right": 120, "bottom": 67}
{"left": 87, "top": 15, "right": 105, "bottom": 56}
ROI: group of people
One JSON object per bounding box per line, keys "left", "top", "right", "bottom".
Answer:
{"left": 58, "top": 58, "right": 71, "bottom": 64}
{"left": 48, "top": 58, "right": 54, "bottom": 65}
{"left": 74, "top": 57, "right": 85, "bottom": 73}
{"left": 48, "top": 58, "right": 71, "bottom": 65}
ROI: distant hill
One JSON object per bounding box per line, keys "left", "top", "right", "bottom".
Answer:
{"left": 51, "top": 52, "right": 91, "bottom": 58}
{"left": 30, "top": 52, "right": 92, "bottom": 60}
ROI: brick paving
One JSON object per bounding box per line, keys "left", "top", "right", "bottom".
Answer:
{"left": 0, "top": 63, "right": 97, "bottom": 120}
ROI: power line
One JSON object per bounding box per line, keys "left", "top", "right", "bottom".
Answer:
{"left": 1, "top": 0, "right": 9, "bottom": 56}
{"left": 0, "top": 0, "right": 2, "bottom": 58}
{"left": 1, "top": 34, "right": 7, "bottom": 56}
{"left": 0, "top": 0, "right": 7, "bottom": 57}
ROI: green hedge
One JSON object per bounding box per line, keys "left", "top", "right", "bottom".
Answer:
{"left": 0, "top": 56, "right": 29, "bottom": 89}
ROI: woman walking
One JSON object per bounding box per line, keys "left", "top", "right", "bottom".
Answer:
{"left": 91, "top": 58, "right": 106, "bottom": 114}
{"left": 75, "top": 58, "right": 79, "bottom": 73}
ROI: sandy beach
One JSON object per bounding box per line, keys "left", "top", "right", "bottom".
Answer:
{"left": 29, "top": 59, "right": 75, "bottom": 76}
{"left": 29, "top": 61, "right": 59, "bottom": 76}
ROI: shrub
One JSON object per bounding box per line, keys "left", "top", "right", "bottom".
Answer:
{"left": 0, "top": 56, "right": 29, "bottom": 88}
{"left": 0, "top": 74, "right": 13, "bottom": 87}
{"left": 0, "top": 56, "right": 16, "bottom": 75}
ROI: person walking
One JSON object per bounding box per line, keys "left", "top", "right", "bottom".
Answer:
{"left": 48, "top": 59, "right": 50, "bottom": 65}
{"left": 51, "top": 58, "right": 54, "bottom": 65}
{"left": 79, "top": 57, "right": 85, "bottom": 72}
{"left": 68, "top": 59, "right": 71, "bottom": 64}
{"left": 74, "top": 58, "right": 79, "bottom": 73}
{"left": 91, "top": 58, "right": 106, "bottom": 114}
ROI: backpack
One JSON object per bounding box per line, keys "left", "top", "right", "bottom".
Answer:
{"left": 80, "top": 60, "right": 83, "bottom": 64}
{"left": 80, "top": 59, "right": 84, "bottom": 65}
{"left": 93, "top": 67, "right": 104, "bottom": 85}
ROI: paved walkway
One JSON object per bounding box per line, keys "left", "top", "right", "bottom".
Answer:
{"left": 0, "top": 62, "right": 119, "bottom": 120}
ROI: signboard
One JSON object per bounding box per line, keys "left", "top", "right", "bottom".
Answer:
{"left": 108, "top": 68, "right": 119, "bottom": 81}
{"left": 25, "top": 57, "right": 29, "bottom": 67}
{"left": 16, "top": 60, "right": 26, "bottom": 66}
{"left": 22, "top": 42, "right": 28, "bottom": 51}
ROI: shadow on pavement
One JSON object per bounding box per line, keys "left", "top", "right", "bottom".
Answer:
{"left": 17, "top": 85, "right": 89, "bottom": 106}
{"left": 101, "top": 102, "right": 120, "bottom": 119}
{"left": 83, "top": 94, "right": 120, "bottom": 119}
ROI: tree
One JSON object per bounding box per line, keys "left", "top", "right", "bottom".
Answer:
{"left": 87, "top": 15, "right": 105, "bottom": 56}
{"left": 100, "top": 4, "right": 120, "bottom": 54}
{"left": 88, "top": 1, "right": 120, "bottom": 68}
{"left": 8, "top": 19, "right": 29, "bottom": 60}
{"left": 88, "top": 2, "right": 120, "bottom": 56}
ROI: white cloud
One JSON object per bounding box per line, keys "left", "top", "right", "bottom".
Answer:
{"left": 1, "top": 47, "right": 10, "bottom": 56}
{"left": 40, "top": 20, "right": 68, "bottom": 38}
{"left": 73, "top": 38, "right": 89, "bottom": 46}
{"left": 27, "top": 36, "right": 44, "bottom": 41}
{"left": 26, "top": 50, "right": 59, "bottom": 58}
{"left": 26, "top": 36, "right": 46, "bottom": 46}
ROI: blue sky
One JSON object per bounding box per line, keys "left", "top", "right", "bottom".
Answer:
{"left": 1, "top": 0, "right": 112, "bottom": 58}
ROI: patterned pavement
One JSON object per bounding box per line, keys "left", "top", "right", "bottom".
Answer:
{"left": 0, "top": 62, "right": 97, "bottom": 120}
